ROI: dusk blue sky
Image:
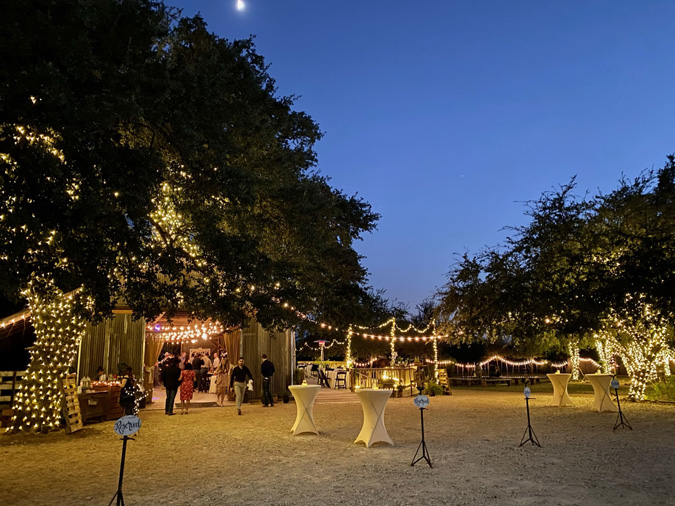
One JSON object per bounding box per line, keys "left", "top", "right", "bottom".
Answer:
{"left": 172, "top": 0, "right": 675, "bottom": 309}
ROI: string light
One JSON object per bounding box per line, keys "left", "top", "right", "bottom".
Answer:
{"left": 7, "top": 287, "right": 89, "bottom": 433}
{"left": 146, "top": 320, "right": 226, "bottom": 343}
{"left": 596, "top": 295, "right": 670, "bottom": 401}
{"left": 297, "top": 339, "right": 345, "bottom": 352}
{"left": 567, "top": 342, "right": 581, "bottom": 380}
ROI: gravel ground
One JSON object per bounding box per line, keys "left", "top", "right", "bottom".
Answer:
{"left": 1, "top": 389, "right": 674, "bottom": 506}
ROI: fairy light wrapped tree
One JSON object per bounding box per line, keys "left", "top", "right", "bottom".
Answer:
{"left": 436, "top": 159, "right": 675, "bottom": 400}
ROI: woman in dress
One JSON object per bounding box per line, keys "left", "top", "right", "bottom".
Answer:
{"left": 178, "top": 363, "right": 195, "bottom": 415}
{"left": 119, "top": 367, "right": 137, "bottom": 415}
{"left": 214, "top": 360, "right": 230, "bottom": 407}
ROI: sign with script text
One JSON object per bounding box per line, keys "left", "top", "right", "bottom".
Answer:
{"left": 114, "top": 415, "right": 141, "bottom": 436}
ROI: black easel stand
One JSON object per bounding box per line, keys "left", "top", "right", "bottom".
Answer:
{"left": 411, "top": 407, "right": 432, "bottom": 467}
{"left": 519, "top": 397, "right": 541, "bottom": 447}
{"left": 108, "top": 435, "right": 134, "bottom": 506}
{"left": 613, "top": 387, "right": 632, "bottom": 431}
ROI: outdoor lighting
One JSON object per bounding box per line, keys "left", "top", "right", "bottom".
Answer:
{"left": 8, "top": 287, "right": 89, "bottom": 433}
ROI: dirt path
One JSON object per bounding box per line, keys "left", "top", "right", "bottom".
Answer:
{"left": 1, "top": 389, "right": 673, "bottom": 505}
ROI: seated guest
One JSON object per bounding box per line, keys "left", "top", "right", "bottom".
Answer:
{"left": 95, "top": 366, "right": 107, "bottom": 381}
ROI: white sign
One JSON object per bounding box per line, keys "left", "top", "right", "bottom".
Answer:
{"left": 524, "top": 387, "right": 531, "bottom": 399}
{"left": 414, "top": 395, "right": 429, "bottom": 409}
{"left": 114, "top": 415, "right": 142, "bottom": 436}
{"left": 610, "top": 379, "right": 620, "bottom": 390}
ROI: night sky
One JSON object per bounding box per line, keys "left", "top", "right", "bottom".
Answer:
{"left": 171, "top": 0, "right": 675, "bottom": 308}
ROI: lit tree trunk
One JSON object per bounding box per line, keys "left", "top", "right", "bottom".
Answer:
{"left": 567, "top": 341, "right": 580, "bottom": 380}
{"left": 594, "top": 336, "right": 614, "bottom": 374}
{"left": 8, "top": 288, "right": 87, "bottom": 433}
{"left": 608, "top": 325, "right": 668, "bottom": 402}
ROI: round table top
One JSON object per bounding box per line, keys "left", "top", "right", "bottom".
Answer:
{"left": 288, "top": 384, "right": 321, "bottom": 390}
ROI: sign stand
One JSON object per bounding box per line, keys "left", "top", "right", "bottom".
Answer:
{"left": 108, "top": 435, "right": 134, "bottom": 506}
{"left": 411, "top": 390, "right": 432, "bottom": 468}
{"left": 611, "top": 377, "right": 632, "bottom": 431}
{"left": 519, "top": 386, "right": 541, "bottom": 447}
{"left": 108, "top": 415, "right": 142, "bottom": 506}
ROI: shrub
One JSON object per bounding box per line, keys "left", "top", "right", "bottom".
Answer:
{"left": 423, "top": 380, "right": 443, "bottom": 396}
{"left": 646, "top": 377, "right": 675, "bottom": 401}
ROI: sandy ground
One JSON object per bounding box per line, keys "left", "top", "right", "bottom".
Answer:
{"left": 1, "top": 388, "right": 674, "bottom": 506}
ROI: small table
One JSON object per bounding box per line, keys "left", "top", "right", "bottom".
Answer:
{"left": 586, "top": 374, "right": 618, "bottom": 412}
{"left": 288, "top": 385, "right": 321, "bottom": 435}
{"left": 355, "top": 389, "right": 393, "bottom": 447}
{"left": 78, "top": 391, "right": 108, "bottom": 423}
{"left": 546, "top": 373, "right": 574, "bottom": 407}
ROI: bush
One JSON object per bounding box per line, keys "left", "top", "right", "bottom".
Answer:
{"left": 646, "top": 377, "right": 675, "bottom": 401}
{"left": 423, "top": 381, "right": 443, "bottom": 396}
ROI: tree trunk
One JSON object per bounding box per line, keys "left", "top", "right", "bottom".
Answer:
{"left": 609, "top": 328, "right": 668, "bottom": 402}
{"left": 594, "top": 338, "right": 614, "bottom": 374}
{"left": 8, "top": 289, "right": 87, "bottom": 433}
{"left": 567, "top": 341, "right": 580, "bottom": 380}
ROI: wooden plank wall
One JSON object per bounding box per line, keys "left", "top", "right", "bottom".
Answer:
{"left": 241, "top": 320, "right": 292, "bottom": 400}
{"left": 78, "top": 314, "right": 145, "bottom": 381}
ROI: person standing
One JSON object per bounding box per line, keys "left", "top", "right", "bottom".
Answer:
{"left": 214, "top": 360, "right": 229, "bottom": 407}
{"left": 229, "top": 357, "right": 253, "bottom": 415}
{"left": 179, "top": 363, "right": 196, "bottom": 414}
{"left": 161, "top": 358, "right": 181, "bottom": 416}
{"left": 200, "top": 352, "right": 212, "bottom": 392}
{"left": 261, "top": 354, "right": 275, "bottom": 407}
{"left": 119, "top": 367, "right": 137, "bottom": 416}
{"left": 192, "top": 353, "right": 204, "bottom": 390}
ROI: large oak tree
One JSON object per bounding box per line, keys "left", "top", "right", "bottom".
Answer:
{"left": 0, "top": 0, "right": 378, "bottom": 431}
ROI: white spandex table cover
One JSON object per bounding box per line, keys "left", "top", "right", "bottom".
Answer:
{"left": 546, "top": 373, "right": 574, "bottom": 407}
{"left": 355, "top": 389, "right": 393, "bottom": 447}
{"left": 586, "top": 373, "right": 618, "bottom": 412}
{"left": 289, "top": 385, "right": 321, "bottom": 435}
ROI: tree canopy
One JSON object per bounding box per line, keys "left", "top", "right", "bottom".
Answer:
{"left": 0, "top": 0, "right": 379, "bottom": 326}
{"left": 436, "top": 157, "right": 675, "bottom": 398}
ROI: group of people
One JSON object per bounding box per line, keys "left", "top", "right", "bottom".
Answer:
{"left": 225, "top": 354, "right": 276, "bottom": 414}
{"left": 159, "top": 357, "right": 200, "bottom": 415}
{"left": 158, "top": 352, "right": 275, "bottom": 416}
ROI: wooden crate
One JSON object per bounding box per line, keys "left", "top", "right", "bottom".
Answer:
{"left": 0, "top": 371, "right": 25, "bottom": 405}
{"left": 437, "top": 369, "right": 452, "bottom": 395}
{"left": 78, "top": 392, "right": 108, "bottom": 423}
{"left": 60, "top": 375, "right": 83, "bottom": 434}
{"left": 107, "top": 384, "right": 124, "bottom": 420}
{"left": 1, "top": 408, "right": 14, "bottom": 428}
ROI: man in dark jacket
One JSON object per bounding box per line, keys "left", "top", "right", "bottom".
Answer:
{"left": 161, "top": 358, "right": 181, "bottom": 415}
{"left": 261, "top": 354, "right": 275, "bottom": 407}
{"left": 192, "top": 353, "right": 204, "bottom": 390}
{"left": 229, "top": 357, "right": 253, "bottom": 415}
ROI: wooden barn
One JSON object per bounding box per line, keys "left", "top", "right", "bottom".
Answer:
{"left": 1, "top": 307, "right": 295, "bottom": 405}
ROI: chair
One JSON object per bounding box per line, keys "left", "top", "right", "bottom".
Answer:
{"left": 309, "top": 364, "right": 319, "bottom": 378}
{"left": 317, "top": 368, "right": 331, "bottom": 388}
{"left": 334, "top": 370, "right": 347, "bottom": 390}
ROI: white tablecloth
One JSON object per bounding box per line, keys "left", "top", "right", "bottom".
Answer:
{"left": 289, "top": 385, "right": 321, "bottom": 435}
{"left": 586, "top": 374, "right": 618, "bottom": 412}
{"left": 354, "top": 389, "right": 393, "bottom": 447}
{"left": 547, "top": 373, "right": 574, "bottom": 407}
